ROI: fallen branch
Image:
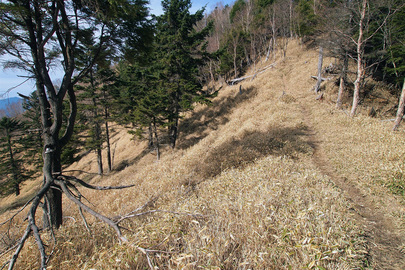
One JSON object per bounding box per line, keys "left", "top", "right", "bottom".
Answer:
{"left": 381, "top": 119, "right": 395, "bottom": 122}
{"left": 311, "top": 76, "right": 330, "bottom": 81}
{"left": 227, "top": 63, "right": 276, "bottom": 85}
{"left": 55, "top": 179, "right": 127, "bottom": 243}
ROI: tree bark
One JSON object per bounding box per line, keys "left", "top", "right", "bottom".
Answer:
{"left": 169, "top": 117, "right": 179, "bottom": 149}
{"left": 103, "top": 95, "right": 112, "bottom": 172}
{"left": 336, "top": 54, "right": 348, "bottom": 108}
{"left": 393, "top": 79, "right": 405, "bottom": 131}
{"left": 153, "top": 117, "right": 160, "bottom": 160}
{"left": 315, "top": 46, "right": 323, "bottom": 93}
{"left": 350, "top": 0, "right": 367, "bottom": 117}
{"left": 5, "top": 128, "right": 19, "bottom": 196}
{"left": 148, "top": 123, "right": 154, "bottom": 149}
{"left": 96, "top": 147, "right": 103, "bottom": 176}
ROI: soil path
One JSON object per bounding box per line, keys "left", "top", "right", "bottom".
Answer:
{"left": 299, "top": 103, "right": 405, "bottom": 270}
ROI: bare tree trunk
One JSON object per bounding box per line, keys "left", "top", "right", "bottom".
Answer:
{"left": 102, "top": 88, "right": 112, "bottom": 173}
{"left": 266, "top": 9, "right": 277, "bottom": 62}
{"left": 96, "top": 147, "right": 103, "bottom": 176}
{"left": 105, "top": 118, "right": 112, "bottom": 172}
{"left": 233, "top": 41, "right": 238, "bottom": 78}
{"left": 336, "top": 54, "right": 348, "bottom": 108}
{"left": 315, "top": 46, "right": 323, "bottom": 93}
{"left": 350, "top": 0, "right": 367, "bottom": 117}
{"left": 393, "top": 79, "right": 405, "bottom": 131}
{"left": 289, "top": 0, "right": 294, "bottom": 37}
{"left": 265, "top": 37, "right": 272, "bottom": 62}
{"left": 148, "top": 123, "right": 154, "bottom": 149}
{"left": 169, "top": 116, "right": 179, "bottom": 149}
{"left": 89, "top": 74, "right": 103, "bottom": 176}
{"left": 153, "top": 117, "right": 160, "bottom": 161}
{"left": 5, "top": 128, "right": 19, "bottom": 196}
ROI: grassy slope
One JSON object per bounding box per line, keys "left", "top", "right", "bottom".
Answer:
{"left": 1, "top": 40, "right": 405, "bottom": 269}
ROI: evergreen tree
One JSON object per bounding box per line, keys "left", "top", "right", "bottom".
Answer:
{"left": 385, "top": 3, "right": 405, "bottom": 88}
{"left": 0, "top": 117, "right": 33, "bottom": 196}
{"left": 0, "top": 0, "right": 152, "bottom": 237}
{"left": 113, "top": 60, "right": 168, "bottom": 158}
{"left": 21, "top": 92, "right": 43, "bottom": 172}
{"left": 77, "top": 62, "right": 116, "bottom": 174}
{"left": 155, "top": 0, "right": 213, "bottom": 148}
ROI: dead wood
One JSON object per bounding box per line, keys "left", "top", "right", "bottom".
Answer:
{"left": 311, "top": 76, "right": 329, "bottom": 81}
{"left": 58, "top": 175, "right": 135, "bottom": 190}
{"left": 227, "top": 63, "right": 276, "bottom": 85}
{"left": 316, "top": 93, "right": 324, "bottom": 101}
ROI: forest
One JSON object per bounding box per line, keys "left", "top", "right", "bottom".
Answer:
{"left": 0, "top": 0, "right": 405, "bottom": 269}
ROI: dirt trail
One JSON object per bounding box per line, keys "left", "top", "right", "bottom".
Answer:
{"left": 299, "top": 103, "right": 405, "bottom": 269}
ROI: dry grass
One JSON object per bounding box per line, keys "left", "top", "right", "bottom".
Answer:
{"left": 1, "top": 39, "right": 404, "bottom": 269}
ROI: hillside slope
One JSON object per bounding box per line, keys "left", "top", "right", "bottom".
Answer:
{"left": 2, "top": 40, "right": 404, "bottom": 269}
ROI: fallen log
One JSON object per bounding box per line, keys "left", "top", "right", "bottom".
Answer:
{"left": 227, "top": 63, "right": 276, "bottom": 85}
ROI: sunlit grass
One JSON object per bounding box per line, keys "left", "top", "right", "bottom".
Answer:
{"left": 1, "top": 39, "right": 403, "bottom": 269}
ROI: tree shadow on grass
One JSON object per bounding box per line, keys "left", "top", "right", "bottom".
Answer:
{"left": 0, "top": 187, "right": 40, "bottom": 215}
{"left": 177, "top": 86, "right": 257, "bottom": 150}
{"left": 190, "top": 125, "right": 314, "bottom": 182}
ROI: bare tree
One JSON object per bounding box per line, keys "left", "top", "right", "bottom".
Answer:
{"left": 336, "top": 54, "right": 348, "bottom": 108}
{"left": 393, "top": 79, "right": 405, "bottom": 131}
{"left": 314, "top": 46, "right": 324, "bottom": 93}
{"left": 345, "top": 0, "right": 403, "bottom": 116}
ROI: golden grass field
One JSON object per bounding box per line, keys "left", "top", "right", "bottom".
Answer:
{"left": 1, "top": 40, "right": 405, "bottom": 269}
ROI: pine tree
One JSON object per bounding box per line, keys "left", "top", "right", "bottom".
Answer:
{"left": 113, "top": 61, "right": 168, "bottom": 158}
{"left": 155, "top": 0, "right": 213, "bottom": 148}
{"left": 0, "top": 117, "right": 33, "bottom": 196}
{"left": 21, "top": 92, "right": 43, "bottom": 172}
{"left": 77, "top": 61, "right": 116, "bottom": 174}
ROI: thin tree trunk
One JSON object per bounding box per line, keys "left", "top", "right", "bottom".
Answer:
{"left": 350, "top": 0, "right": 367, "bottom": 117}
{"left": 265, "top": 37, "right": 273, "bottom": 62}
{"left": 337, "top": 76, "right": 345, "bottom": 109}
{"left": 289, "top": 0, "right": 294, "bottom": 37}
{"left": 89, "top": 71, "right": 103, "bottom": 176}
{"left": 336, "top": 55, "right": 348, "bottom": 108}
{"left": 153, "top": 117, "right": 160, "bottom": 160}
{"left": 315, "top": 46, "right": 323, "bottom": 93}
{"left": 170, "top": 117, "right": 179, "bottom": 149}
{"left": 148, "top": 123, "right": 154, "bottom": 149}
{"left": 233, "top": 42, "right": 238, "bottom": 78}
{"left": 266, "top": 9, "right": 277, "bottom": 62}
{"left": 105, "top": 118, "right": 112, "bottom": 172}
{"left": 6, "top": 129, "right": 19, "bottom": 196}
{"left": 393, "top": 78, "right": 405, "bottom": 131}
{"left": 96, "top": 147, "right": 103, "bottom": 176}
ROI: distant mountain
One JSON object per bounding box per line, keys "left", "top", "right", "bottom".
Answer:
{"left": 0, "top": 97, "right": 23, "bottom": 117}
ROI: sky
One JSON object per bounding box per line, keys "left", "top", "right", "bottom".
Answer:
{"left": 0, "top": 0, "right": 234, "bottom": 100}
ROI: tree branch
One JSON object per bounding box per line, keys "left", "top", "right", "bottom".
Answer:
{"left": 58, "top": 175, "right": 135, "bottom": 190}
{"left": 54, "top": 179, "right": 127, "bottom": 243}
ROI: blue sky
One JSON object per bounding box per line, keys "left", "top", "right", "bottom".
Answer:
{"left": 0, "top": 0, "right": 234, "bottom": 99}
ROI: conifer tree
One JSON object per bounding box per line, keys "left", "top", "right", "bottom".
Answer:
{"left": 0, "top": 117, "right": 32, "bottom": 196}
{"left": 77, "top": 62, "right": 116, "bottom": 174}
{"left": 0, "top": 1, "right": 152, "bottom": 267}
{"left": 21, "top": 92, "right": 43, "bottom": 171}
{"left": 155, "top": 0, "right": 213, "bottom": 148}
{"left": 113, "top": 60, "right": 168, "bottom": 159}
